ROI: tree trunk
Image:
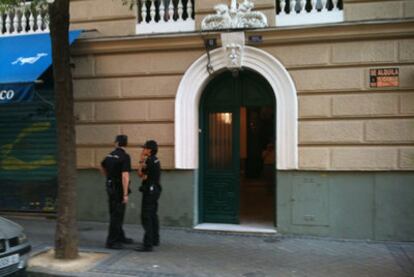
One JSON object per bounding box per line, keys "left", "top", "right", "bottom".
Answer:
{"left": 49, "top": 0, "right": 79, "bottom": 259}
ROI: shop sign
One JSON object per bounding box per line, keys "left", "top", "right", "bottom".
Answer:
{"left": 0, "top": 84, "right": 34, "bottom": 105}
{"left": 0, "top": 90, "right": 15, "bottom": 101}
{"left": 370, "top": 68, "right": 399, "bottom": 88}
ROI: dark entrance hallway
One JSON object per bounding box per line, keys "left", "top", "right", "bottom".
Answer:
{"left": 240, "top": 106, "right": 275, "bottom": 227}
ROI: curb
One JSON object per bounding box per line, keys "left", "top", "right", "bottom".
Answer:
{"left": 27, "top": 270, "right": 77, "bottom": 277}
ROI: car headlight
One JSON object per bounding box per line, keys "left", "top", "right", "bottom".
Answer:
{"left": 18, "top": 233, "right": 28, "bottom": 244}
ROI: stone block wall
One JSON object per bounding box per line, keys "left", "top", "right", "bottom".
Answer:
{"left": 70, "top": 0, "right": 136, "bottom": 36}
{"left": 73, "top": 42, "right": 203, "bottom": 169}
{"left": 261, "top": 37, "right": 414, "bottom": 171}
{"left": 344, "top": 0, "right": 414, "bottom": 22}
{"left": 72, "top": 22, "right": 414, "bottom": 171}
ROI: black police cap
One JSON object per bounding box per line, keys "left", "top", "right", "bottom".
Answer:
{"left": 115, "top": 135, "right": 128, "bottom": 147}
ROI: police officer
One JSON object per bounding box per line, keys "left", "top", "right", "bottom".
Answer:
{"left": 101, "top": 135, "right": 133, "bottom": 249}
{"left": 136, "top": 140, "right": 162, "bottom": 252}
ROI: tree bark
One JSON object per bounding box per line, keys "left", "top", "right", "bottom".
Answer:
{"left": 49, "top": 0, "right": 79, "bottom": 259}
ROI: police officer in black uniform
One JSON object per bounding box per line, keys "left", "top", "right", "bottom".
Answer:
{"left": 101, "top": 135, "right": 134, "bottom": 249}
{"left": 136, "top": 140, "right": 162, "bottom": 252}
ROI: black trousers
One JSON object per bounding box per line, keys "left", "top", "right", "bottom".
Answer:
{"left": 106, "top": 182, "right": 127, "bottom": 246}
{"left": 141, "top": 185, "right": 161, "bottom": 248}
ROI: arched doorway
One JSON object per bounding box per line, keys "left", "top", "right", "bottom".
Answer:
{"left": 199, "top": 70, "right": 276, "bottom": 226}
{"left": 175, "top": 45, "right": 298, "bottom": 230}
{"left": 175, "top": 46, "right": 297, "bottom": 171}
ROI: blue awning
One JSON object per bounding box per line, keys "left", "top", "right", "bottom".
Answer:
{"left": 0, "top": 30, "right": 82, "bottom": 105}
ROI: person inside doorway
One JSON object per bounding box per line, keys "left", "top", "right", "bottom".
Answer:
{"left": 262, "top": 142, "right": 275, "bottom": 192}
{"left": 262, "top": 143, "right": 275, "bottom": 170}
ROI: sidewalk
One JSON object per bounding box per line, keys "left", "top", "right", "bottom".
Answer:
{"left": 8, "top": 216, "right": 414, "bottom": 277}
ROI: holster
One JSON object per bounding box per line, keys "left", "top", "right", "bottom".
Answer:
{"left": 106, "top": 179, "right": 121, "bottom": 195}
{"left": 107, "top": 179, "right": 131, "bottom": 196}
{"left": 141, "top": 182, "right": 161, "bottom": 196}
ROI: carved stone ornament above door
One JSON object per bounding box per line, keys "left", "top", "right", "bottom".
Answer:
{"left": 201, "top": 0, "right": 268, "bottom": 31}
{"left": 221, "top": 32, "right": 245, "bottom": 70}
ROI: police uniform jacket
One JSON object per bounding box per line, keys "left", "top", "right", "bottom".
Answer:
{"left": 101, "top": 148, "right": 131, "bottom": 195}
{"left": 140, "top": 155, "right": 161, "bottom": 194}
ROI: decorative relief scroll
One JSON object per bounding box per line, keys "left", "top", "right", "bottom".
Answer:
{"left": 201, "top": 0, "right": 268, "bottom": 31}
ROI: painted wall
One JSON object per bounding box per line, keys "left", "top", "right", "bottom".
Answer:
{"left": 277, "top": 171, "right": 414, "bottom": 241}
{"left": 76, "top": 168, "right": 414, "bottom": 241}
{"left": 76, "top": 169, "right": 194, "bottom": 227}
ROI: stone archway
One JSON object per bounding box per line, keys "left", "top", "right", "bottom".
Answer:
{"left": 175, "top": 46, "right": 298, "bottom": 170}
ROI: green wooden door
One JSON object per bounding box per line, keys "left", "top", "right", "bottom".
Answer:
{"left": 200, "top": 72, "right": 240, "bottom": 223}
{"left": 199, "top": 71, "right": 275, "bottom": 224}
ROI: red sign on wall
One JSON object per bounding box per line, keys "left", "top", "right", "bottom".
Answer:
{"left": 370, "top": 68, "right": 400, "bottom": 88}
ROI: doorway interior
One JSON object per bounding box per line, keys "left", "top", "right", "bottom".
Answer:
{"left": 239, "top": 106, "right": 275, "bottom": 228}
{"left": 199, "top": 69, "right": 276, "bottom": 230}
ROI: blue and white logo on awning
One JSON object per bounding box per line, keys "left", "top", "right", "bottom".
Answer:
{"left": 12, "top": 53, "right": 48, "bottom": 66}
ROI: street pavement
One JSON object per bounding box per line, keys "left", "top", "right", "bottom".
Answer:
{"left": 6, "top": 216, "right": 414, "bottom": 277}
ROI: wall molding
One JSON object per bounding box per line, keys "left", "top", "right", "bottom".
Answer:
{"left": 71, "top": 20, "right": 414, "bottom": 55}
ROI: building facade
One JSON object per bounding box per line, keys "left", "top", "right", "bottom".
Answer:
{"left": 1, "top": 0, "right": 413, "bottom": 241}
